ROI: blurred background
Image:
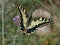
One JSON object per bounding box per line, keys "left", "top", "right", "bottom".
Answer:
{"left": 1, "top": 0, "right": 60, "bottom": 45}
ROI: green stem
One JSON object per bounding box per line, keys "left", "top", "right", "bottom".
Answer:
{"left": 36, "top": 0, "right": 56, "bottom": 16}
{"left": 13, "top": 28, "right": 19, "bottom": 45}
{"left": 2, "top": 0, "right": 4, "bottom": 45}
{"left": 48, "top": 0, "right": 56, "bottom": 8}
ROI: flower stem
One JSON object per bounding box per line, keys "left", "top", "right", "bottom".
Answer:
{"left": 2, "top": 0, "right": 4, "bottom": 45}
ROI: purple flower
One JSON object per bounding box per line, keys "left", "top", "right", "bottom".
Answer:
{"left": 13, "top": 15, "right": 20, "bottom": 23}
{"left": 13, "top": 15, "right": 20, "bottom": 26}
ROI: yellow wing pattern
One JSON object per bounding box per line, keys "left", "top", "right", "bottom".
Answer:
{"left": 19, "top": 6, "right": 27, "bottom": 28}
{"left": 27, "top": 18, "right": 50, "bottom": 29}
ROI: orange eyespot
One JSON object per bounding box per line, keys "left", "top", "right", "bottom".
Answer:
{"left": 23, "top": 29, "right": 27, "bottom": 33}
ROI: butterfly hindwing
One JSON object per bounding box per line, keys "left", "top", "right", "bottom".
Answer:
{"left": 27, "top": 18, "right": 52, "bottom": 29}
{"left": 26, "top": 18, "right": 53, "bottom": 34}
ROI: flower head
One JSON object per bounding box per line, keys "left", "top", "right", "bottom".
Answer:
{"left": 13, "top": 15, "right": 20, "bottom": 23}
{"left": 13, "top": 15, "right": 20, "bottom": 26}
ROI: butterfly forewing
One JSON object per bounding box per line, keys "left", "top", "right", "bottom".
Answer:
{"left": 19, "top": 6, "right": 27, "bottom": 28}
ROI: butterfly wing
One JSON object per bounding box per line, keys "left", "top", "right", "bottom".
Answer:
{"left": 26, "top": 18, "right": 53, "bottom": 33}
{"left": 20, "top": 6, "right": 27, "bottom": 28}
{"left": 17, "top": 5, "right": 28, "bottom": 31}
{"left": 18, "top": 5, "right": 27, "bottom": 28}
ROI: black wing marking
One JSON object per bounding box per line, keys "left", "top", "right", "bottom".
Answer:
{"left": 26, "top": 19, "right": 53, "bottom": 33}
{"left": 17, "top": 4, "right": 25, "bottom": 31}
{"left": 26, "top": 13, "right": 32, "bottom": 27}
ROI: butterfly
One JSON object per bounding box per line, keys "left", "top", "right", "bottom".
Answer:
{"left": 16, "top": 4, "right": 53, "bottom": 35}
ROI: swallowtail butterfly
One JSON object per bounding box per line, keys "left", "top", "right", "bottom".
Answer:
{"left": 16, "top": 4, "right": 53, "bottom": 35}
